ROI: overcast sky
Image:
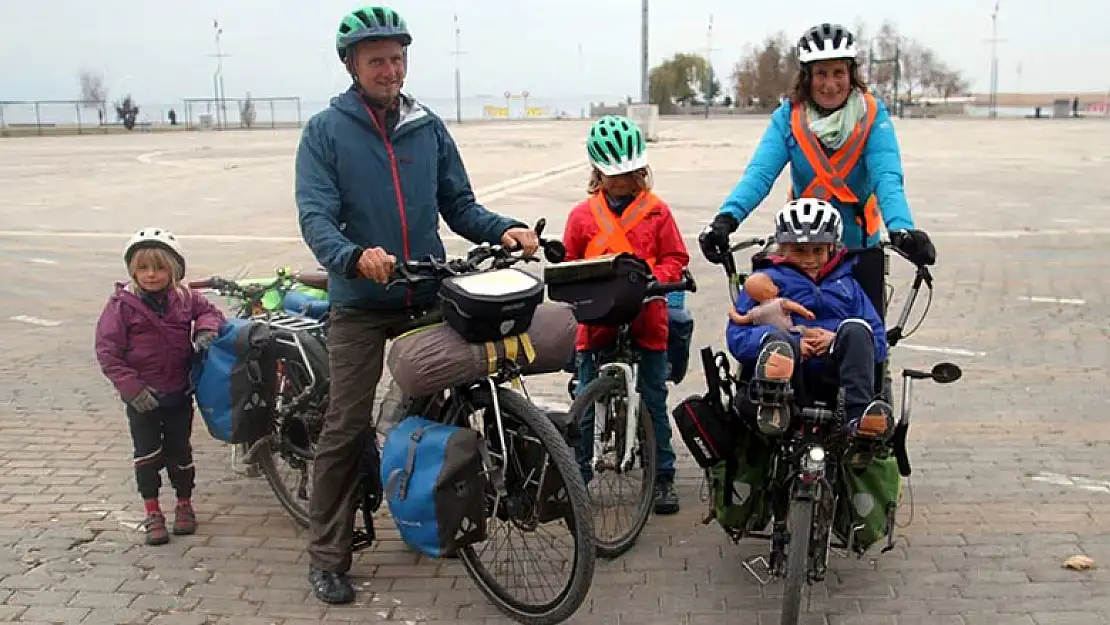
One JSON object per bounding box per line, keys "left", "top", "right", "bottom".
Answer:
{"left": 1, "top": 0, "right": 1104, "bottom": 105}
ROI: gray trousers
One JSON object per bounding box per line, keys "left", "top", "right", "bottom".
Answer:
{"left": 306, "top": 306, "right": 413, "bottom": 573}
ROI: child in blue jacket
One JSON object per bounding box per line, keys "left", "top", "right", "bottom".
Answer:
{"left": 727, "top": 199, "right": 893, "bottom": 439}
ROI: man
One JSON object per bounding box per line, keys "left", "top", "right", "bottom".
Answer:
{"left": 295, "top": 5, "right": 539, "bottom": 605}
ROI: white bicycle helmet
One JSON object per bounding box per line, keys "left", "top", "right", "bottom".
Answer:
{"left": 774, "top": 199, "right": 843, "bottom": 244}
{"left": 124, "top": 227, "right": 185, "bottom": 272}
{"left": 796, "top": 23, "right": 857, "bottom": 65}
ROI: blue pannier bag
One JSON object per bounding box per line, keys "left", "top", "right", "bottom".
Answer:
{"left": 191, "top": 318, "right": 277, "bottom": 444}
{"left": 666, "top": 291, "right": 695, "bottom": 384}
{"left": 380, "top": 416, "right": 487, "bottom": 558}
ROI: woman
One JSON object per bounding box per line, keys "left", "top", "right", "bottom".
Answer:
{"left": 699, "top": 23, "right": 935, "bottom": 267}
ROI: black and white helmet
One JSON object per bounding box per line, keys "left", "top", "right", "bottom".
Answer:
{"left": 774, "top": 199, "right": 843, "bottom": 244}
{"left": 124, "top": 227, "right": 186, "bottom": 272}
{"left": 796, "top": 23, "right": 857, "bottom": 65}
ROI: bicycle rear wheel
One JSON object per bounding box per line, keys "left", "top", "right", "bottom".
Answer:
{"left": 256, "top": 334, "right": 328, "bottom": 529}
{"left": 568, "top": 372, "right": 656, "bottom": 559}
{"left": 431, "top": 385, "right": 596, "bottom": 625}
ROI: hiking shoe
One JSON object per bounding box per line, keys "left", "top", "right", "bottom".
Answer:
{"left": 653, "top": 478, "right": 680, "bottom": 515}
{"left": 308, "top": 566, "right": 355, "bottom": 604}
{"left": 848, "top": 400, "right": 895, "bottom": 441}
{"left": 144, "top": 513, "right": 170, "bottom": 546}
{"left": 753, "top": 340, "right": 795, "bottom": 435}
{"left": 172, "top": 501, "right": 198, "bottom": 535}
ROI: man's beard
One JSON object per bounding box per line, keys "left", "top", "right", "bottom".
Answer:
{"left": 360, "top": 83, "right": 401, "bottom": 109}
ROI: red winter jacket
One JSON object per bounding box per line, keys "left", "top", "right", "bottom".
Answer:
{"left": 562, "top": 191, "right": 690, "bottom": 352}
{"left": 94, "top": 283, "right": 225, "bottom": 402}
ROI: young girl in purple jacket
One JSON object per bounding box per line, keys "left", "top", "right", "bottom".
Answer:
{"left": 94, "top": 228, "right": 225, "bottom": 545}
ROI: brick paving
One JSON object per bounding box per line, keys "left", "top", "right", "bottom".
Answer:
{"left": 2, "top": 117, "right": 1109, "bottom": 624}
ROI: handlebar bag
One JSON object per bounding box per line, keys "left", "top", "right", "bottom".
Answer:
{"left": 438, "top": 268, "right": 544, "bottom": 343}
{"left": 543, "top": 253, "right": 651, "bottom": 327}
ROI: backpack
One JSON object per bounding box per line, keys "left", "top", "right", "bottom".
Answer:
{"left": 380, "top": 416, "right": 487, "bottom": 558}
{"left": 191, "top": 318, "right": 277, "bottom": 444}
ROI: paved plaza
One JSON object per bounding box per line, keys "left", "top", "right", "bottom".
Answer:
{"left": 1, "top": 113, "right": 1109, "bottom": 624}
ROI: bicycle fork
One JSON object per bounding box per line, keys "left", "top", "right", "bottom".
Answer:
{"left": 592, "top": 362, "right": 641, "bottom": 474}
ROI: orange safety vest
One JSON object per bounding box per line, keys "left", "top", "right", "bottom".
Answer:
{"left": 788, "top": 93, "right": 882, "bottom": 237}
{"left": 584, "top": 191, "right": 660, "bottom": 268}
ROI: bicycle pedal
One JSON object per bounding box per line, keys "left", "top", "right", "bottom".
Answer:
{"left": 742, "top": 555, "right": 773, "bottom": 586}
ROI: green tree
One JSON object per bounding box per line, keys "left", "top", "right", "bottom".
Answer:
{"left": 649, "top": 53, "right": 719, "bottom": 113}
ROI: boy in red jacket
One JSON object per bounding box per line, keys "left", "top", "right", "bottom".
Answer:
{"left": 563, "top": 116, "right": 690, "bottom": 514}
{"left": 95, "top": 228, "right": 225, "bottom": 545}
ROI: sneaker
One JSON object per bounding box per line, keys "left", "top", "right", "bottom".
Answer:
{"left": 753, "top": 340, "right": 795, "bottom": 435}
{"left": 653, "top": 478, "right": 680, "bottom": 515}
{"left": 144, "top": 513, "right": 170, "bottom": 546}
{"left": 172, "top": 500, "right": 198, "bottom": 536}
{"left": 308, "top": 566, "right": 355, "bottom": 604}
{"left": 848, "top": 400, "right": 895, "bottom": 441}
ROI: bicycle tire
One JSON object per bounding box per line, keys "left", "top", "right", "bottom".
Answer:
{"left": 452, "top": 385, "right": 596, "bottom": 625}
{"left": 567, "top": 373, "right": 656, "bottom": 559}
{"left": 781, "top": 497, "right": 815, "bottom": 625}
{"left": 256, "top": 334, "right": 329, "bottom": 529}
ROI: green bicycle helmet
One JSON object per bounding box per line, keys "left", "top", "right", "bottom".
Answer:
{"left": 336, "top": 5, "right": 412, "bottom": 61}
{"left": 586, "top": 115, "right": 648, "bottom": 176}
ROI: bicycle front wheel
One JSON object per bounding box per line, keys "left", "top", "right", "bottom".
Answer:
{"left": 443, "top": 385, "right": 596, "bottom": 625}
{"left": 569, "top": 372, "right": 657, "bottom": 559}
{"left": 781, "top": 497, "right": 815, "bottom": 625}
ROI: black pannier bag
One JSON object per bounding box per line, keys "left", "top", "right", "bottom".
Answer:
{"left": 672, "top": 394, "right": 738, "bottom": 468}
{"left": 543, "top": 253, "right": 652, "bottom": 327}
{"left": 438, "top": 267, "right": 544, "bottom": 343}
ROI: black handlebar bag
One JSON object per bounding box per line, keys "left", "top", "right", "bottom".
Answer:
{"left": 543, "top": 253, "right": 651, "bottom": 327}
{"left": 438, "top": 267, "right": 544, "bottom": 343}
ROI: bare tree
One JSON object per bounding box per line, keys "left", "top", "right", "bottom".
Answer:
{"left": 78, "top": 69, "right": 108, "bottom": 122}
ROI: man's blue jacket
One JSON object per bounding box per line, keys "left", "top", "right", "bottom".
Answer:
{"left": 295, "top": 88, "right": 523, "bottom": 310}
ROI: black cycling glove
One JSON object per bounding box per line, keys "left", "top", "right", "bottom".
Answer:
{"left": 890, "top": 229, "right": 936, "bottom": 266}
{"left": 698, "top": 214, "right": 739, "bottom": 264}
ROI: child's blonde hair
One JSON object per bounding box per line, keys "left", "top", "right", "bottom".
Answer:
{"left": 128, "top": 246, "right": 186, "bottom": 294}
{"left": 587, "top": 165, "right": 655, "bottom": 195}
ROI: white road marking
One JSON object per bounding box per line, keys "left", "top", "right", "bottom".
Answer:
{"left": 9, "top": 315, "right": 63, "bottom": 327}
{"left": 929, "top": 227, "right": 1110, "bottom": 238}
{"left": 28, "top": 258, "right": 57, "bottom": 265}
{"left": 1017, "top": 296, "right": 1087, "bottom": 305}
{"left": 896, "top": 343, "right": 986, "bottom": 357}
{"left": 4, "top": 226, "right": 1110, "bottom": 245}
{"left": 1030, "top": 472, "right": 1110, "bottom": 494}
{"left": 0, "top": 160, "right": 585, "bottom": 244}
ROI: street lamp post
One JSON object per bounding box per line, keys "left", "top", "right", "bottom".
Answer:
{"left": 703, "top": 14, "right": 718, "bottom": 119}
{"left": 986, "top": 1, "right": 1004, "bottom": 119}
{"left": 640, "top": 0, "right": 649, "bottom": 104}
{"left": 212, "top": 19, "right": 230, "bottom": 129}
{"left": 453, "top": 13, "right": 464, "bottom": 124}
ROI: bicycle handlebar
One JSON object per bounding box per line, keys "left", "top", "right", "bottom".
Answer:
{"left": 386, "top": 218, "right": 564, "bottom": 289}
{"left": 646, "top": 268, "right": 698, "bottom": 297}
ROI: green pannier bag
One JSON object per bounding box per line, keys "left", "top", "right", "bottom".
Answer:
{"left": 836, "top": 453, "right": 903, "bottom": 553}
{"left": 706, "top": 429, "right": 773, "bottom": 535}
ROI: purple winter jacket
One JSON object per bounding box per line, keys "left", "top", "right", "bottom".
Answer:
{"left": 94, "top": 282, "right": 225, "bottom": 402}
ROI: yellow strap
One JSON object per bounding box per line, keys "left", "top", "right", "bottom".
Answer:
{"left": 519, "top": 333, "right": 536, "bottom": 364}
{"left": 504, "top": 335, "right": 519, "bottom": 363}
{"left": 485, "top": 341, "right": 498, "bottom": 376}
